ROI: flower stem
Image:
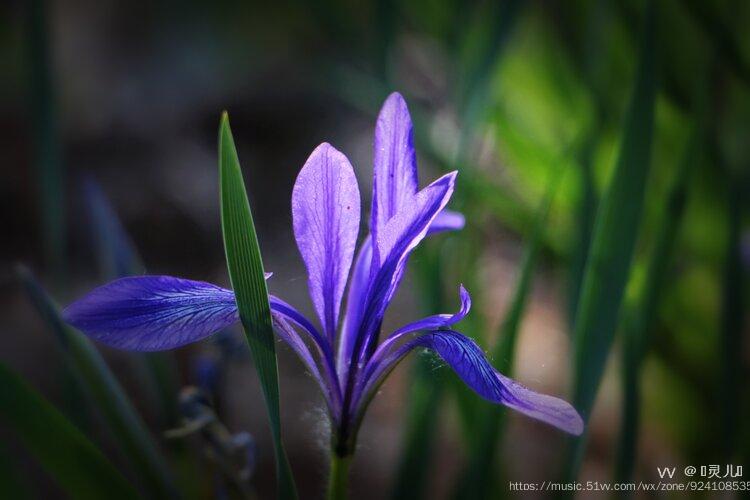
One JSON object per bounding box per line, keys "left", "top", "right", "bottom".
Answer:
{"left": 327, "top": 452, "right": 351, "bottom": 500}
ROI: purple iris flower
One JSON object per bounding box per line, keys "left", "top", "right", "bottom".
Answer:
{"left": 64, "top": 93, "right": 583, "bottom": 457}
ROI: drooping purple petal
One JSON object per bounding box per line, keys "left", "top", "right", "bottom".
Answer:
{"left": 339, "top": 208, "right": 464, "bottom": 379}
{"left": 272, "top": 312, "right": 335, "bottom": 413}
{"left": 354, "top": 172, "right": 458, "bottom": 361}
{"left": 357, "top": 285, "right": 471, "bottom": 385}
{"left": 371, "top": 92, "right": 418, "bottom": 243}
{"left": 269, "top": 295, "right": 327, "bottom": 351}
{"left": 63, "top": 276, "right": 239, "bottom": 351}
{"left": 493, "top": 371, "right": 584, "bottom": 436}
{"left": 357, "top": 330, "right": 583, "bottom": 435}
{"left": 337, "top": 236, "right": 372, "bottom": 380}
{"left": 388, "top": 285, "right": 471, "bottom": 338}
{"left": 427, "top": 209, "right": 465, "bottom": 234}
{"left": 269, "top": 294, "right": 342, "bottom": 411}
{"left": 292, "top": 142, "right": 361, "bottom": 342}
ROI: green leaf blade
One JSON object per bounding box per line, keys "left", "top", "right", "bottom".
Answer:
{"left": 219, "top": 113, "right": 298, "bottom": 500}
{"left": 452, "top": 168, "right": 562, "bottom": 500}
{"left": 615, "top": 127, "right": 696, "bottom": 482}
{"left": 0, "top": 361, "right": 138, "bottom": 500}
{"left": 566, "top": 0, "right": 658, "bottom": 480}
{"left": 18, "top": 267, "right": 179, "bottom": 499}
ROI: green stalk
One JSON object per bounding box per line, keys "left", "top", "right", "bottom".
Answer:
{"left": 719, "top": 178, "right": 744, "bottom": 459}
{"left": 27, "top": 0, "right": 65, "bottom": 278}
{"left": 18, "top": 267, "right": 180, "bottom": 498}
{"left": 390, "top": 243, "right": 446, "bottom": 499}
{"left": 0, "top": 362, "right": 138, "bottom": 499}
{"left": 614, "top": 129, "right": 695, "bottom": 483}
{"left": 84, "top": 179, "right": 179, "bottom": 426}
{"left": 0, "top": 441, "right": 31, "bottom": 499}
{"left": 568, "top": 129, "right": 599, "bottom": 331}
{"left": 565, "top": 0, "right": 657, "bottom": 481}
{"left": 327, "top": 453, "right": 352, "bottom": 500}
{"left": 453, "top": 167, "right": 562, "bottom": 500}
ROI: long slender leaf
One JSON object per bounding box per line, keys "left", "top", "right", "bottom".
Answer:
{"left": 453, "top": 167, "right": 563, "bottom": 500}
{"left": 390, "top": 244, "right": 447, "bottom": 500}
{"left": 719, "top": 175, "right": 744, "bottom": 459}
{"left": 83, "top": 178, "right": 143, "bottom": 279}
{"left": 0, "top": 441, "right": 31, "bottom": 499}
{"left": 390, "top": 7, "right": 523, "bottom": 497}
{"left": 565, "top": 0, "right": 657, "bottom": 480}
{"left": 568, "top": 130, "right": 599, "bottom": 330}
{"left": 27, "top": 0, "right": 64, "bottom": 277}
{"left": 390, "top": 358, "right": 446, "bottom": 500}
{"left": 456, "top": 0, "right": 521, "bottom": 157}
{"left": 0, "top": 361, "right": 138, "bottom": 499}
{"left": 614, "top": 127, "right": 695, "bottom": 482}
{"left": 679, "top": 0, "right": 750, "bottom": 86}
{"left": 18, "top": 267, "right": 179, "bottom": 499}
{"left": 83, "top": 178, "right": 180, "bottom": 426}
{"left": 219, "top": 112, "right": 298, "bottom": 500}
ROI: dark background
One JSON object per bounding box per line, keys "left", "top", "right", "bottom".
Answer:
{"left": 1, "top": 0, "right": 748, "bottom": 498}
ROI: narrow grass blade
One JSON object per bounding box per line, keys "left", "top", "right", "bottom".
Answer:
{"left": 27, "top": 0, "right": 64, "bottom": 277}
{"left": 390, "top": 245, "right": 447, "bottom": 500}
{"left": 390, "top": 360, "right": 445, "bottom": 500}
{"left": 219, "top": 112, "right": 298, "bottom": 500}
{"left": 0, "top": 361, "right": 138, "bottom": 499}
{"left": 0, "top": 442, "right": 31, "bottom": 499}
{"left": 566, "top": 0, "right": 657, "bottom": 479}
{"left": 83, "top": 178, "right": 143, "bottom": 279}
{"left": 719, "top": 176, "right": 744, "bottom": 459}
{"left": 614, "top": 128, "right": 695, "bottom": 482}
{"left": 568, "top": 131, "right": 599, "bottom": 331}
{"left": 452, "top": 168, "right": 563, "bottom": 500}
{"left": 456, "top": 0, "right": 521, "bottom": 156}
{"left": 374, "top": 0, "right": 395, "bottom": 81}
{"left": 18, "top": 267, "right": 179, "bottom": 499}
{"left": 679, "top": 0, "right": 750, "bottom": 86}
{"left": 390, "top": 7, "right": 523, "bottom": 494}
{"left": 83, "top": 178, "right": 180, "bottom": 426}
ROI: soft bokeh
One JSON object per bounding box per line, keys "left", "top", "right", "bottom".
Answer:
{"left": 1, "top": 0, "right": 748, "bottom": 498}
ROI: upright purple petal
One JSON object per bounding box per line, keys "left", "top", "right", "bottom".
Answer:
{"left": 371, "top": 92, "right": 418, "bottom": 243}
{"left": 353, "top": 172, "right": 458, "bottom": 360}
{"left": 337, "top": 237, "right": 372, "bottom": 380}
{"left": 292, "top": 143, "right": 361, "bottom": 342}
{"left": 63, "top": 276, "right": 239, "bottom": 351}
{"left": 358, "top": 330, "right": 583, "bottom": 435}
{"left": 374, "top": 171, "right": 457, "bottom": 286}
{"left": 428, "top": 209, "right": 465, "bottom": 234}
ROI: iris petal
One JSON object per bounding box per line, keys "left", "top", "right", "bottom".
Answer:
{"left": 270, "top": 294, "right": 342, "bottom": 409}
{"left": 64, "top": 275, "right": 334, "bottom": 373}
{"left": 64, "top": 276, "right": 239, "bottom": 351}
{"left": 358, "top": 285, "right": 471, "bottom": 384}
{"left": 272, "top": 313, "right": 337, "bottom": 414}
{"left": 371, "top": 92, "right": 419, "bottom": 243}
{"left": 354, "top": 172, "right": 457, "bottom": 361}
{"left": 292, "top": 143, "right": 361, "bottom": 342}
{"left": 358, "top": 329, "right": 583, "bottom": 435}
{"left": 428, "top": 209, "right": 465, "bottom": 234}
{"left": 388, "top": 285, "right": 471, "bottom": 338}
{"left": 337, "top": 237, "right": 372, "bottom": 379}
{"left": 373, "top": 171, "right": 457, "bottom": 303}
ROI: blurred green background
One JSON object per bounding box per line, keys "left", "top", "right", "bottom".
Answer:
{"left": 0, "top": 0, "right": 748, "bottom": 498}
